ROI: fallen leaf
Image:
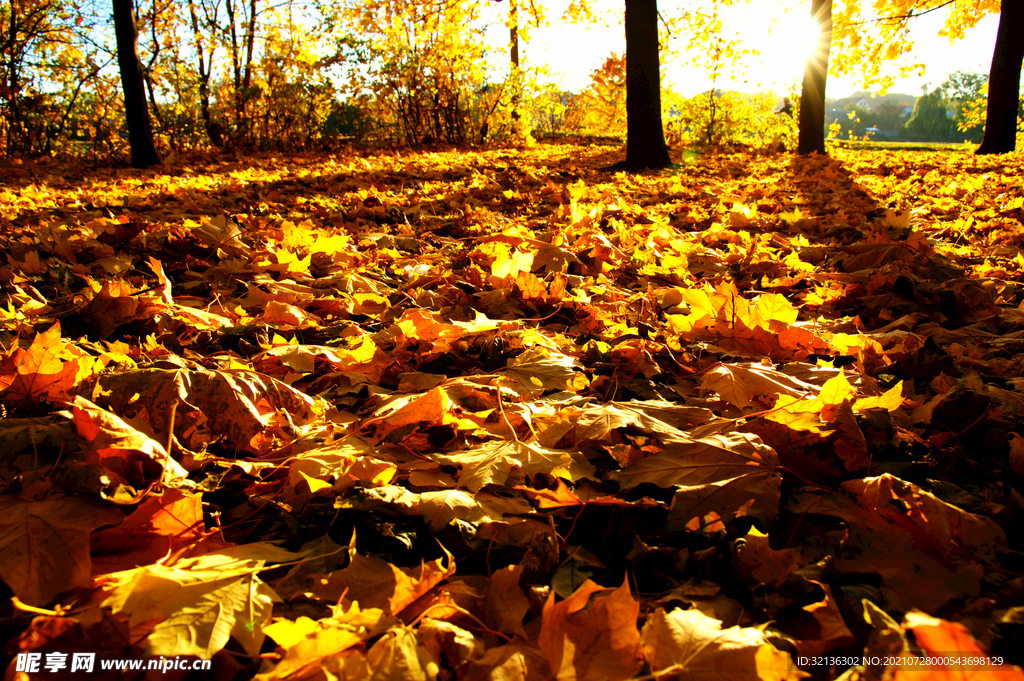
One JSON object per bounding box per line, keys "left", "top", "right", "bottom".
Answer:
{"left": 0, "top": 497, "right": 121, "bottom": 606}
{"left": 91, "top": 367, "right": 321, "bottom": 453}
{"left": 538, "top": 577, "right": 641, "bottom": 681}
{"left": 640, "top": 607, "right": 806, "bottom": 681}
{"left": 0, "top": 322, "right": 100, "bottom": 405}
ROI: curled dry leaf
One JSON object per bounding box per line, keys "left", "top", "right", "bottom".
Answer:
{"left": 90, "top": 489, "right": 230, "bottom": 574}
{"left": 68, "top": 395, "right": 188, "bottom": 487}
{"left": 91, "top": 367, "right": 321, "bottom": 453}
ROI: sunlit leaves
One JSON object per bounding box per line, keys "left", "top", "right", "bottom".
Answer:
{"left": 101, "top": 546, "right": 289, "bottom": 658}
{"left": 0, "top": 322, "right": 101, "bottom": 406}
{"left": 4, "top": 143, "right": 1024, "bottom": 681}
{"left": 640, "top": 607, "right": 806, "bottom": 681}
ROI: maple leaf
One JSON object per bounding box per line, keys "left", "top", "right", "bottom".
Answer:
{"left": 100, "top": 544, "right": 295, "bottom": 658}
{"left": 539, "top": 577, "right": 642, "bottom": 681}
{"left": 91, "top": 490, "right": 230, "bottom": 574}
{"left": 501, "top": 347, "right": 590, "bottom": 395}
{"left": 190, "top": 214, "right": 252, "bottom": 257}
{"left": 335, "top": 627, "right": 440, "bottom": 681}
{"left": 67, "top": 395, "right": 188, "bottom": 488}
{"left": 848, "top": 602, "right": 1024, "bottom": 681}
{"left": 0, "top": 416, "right": 73, "bottom": 469}
{"left": 256, "top": 337, "right": 388, "bottom": 381}
{"left": 91, "top": 367, "right": 321, "bottom": 453}
{"left": 640, "top": 607, "right": 807, "bottom": 680}
{"left": 543, "top": 400, "right": 711, "bottom": 448}
{"left": 667, "top": 469, "right": 783, "bottom": 533}
{"left": 259, "top": 610, "right": 374, "bottom": 681}
{"left": 734, "top": 527, "right": 805, "bottom": 588}
{"left": 311, "top": 539, "right": 455, "bottom": 616}
{"left": 701, "top": 362, "right": 820, "bottom": 411}
{"left": 896, "top": 611, "right": 1024, "bottom": 681}
{"left": 612, "top": 430, "right": 778, "bottom": 489}
{"left": 789, "top": 474, "right": 1006, "bottom": 612}
{"left": 0, "top": 497, "right": 122, "bottom": 606}
{"left": 666, "top": 282, "right": 830, "bottom": 359}
{"left": 286, "top": 441, "right": 397, "bottom": 495}
{"left": 485, "top": 565, "right": 531, "bottom": 638}
{"left": 436, "top": 439, "right": 596, "bottom": 492}
{"left": 755, "top": 372, "right": 871, "bottom": 472}
{"left": 464, "top": 641, "right": 551, "bottom": 681}
{"left": 365, "top": 386, "right": 485, "bottom": 442}
{"left": 0, "top": 321, "right": 100, "bottom": 406}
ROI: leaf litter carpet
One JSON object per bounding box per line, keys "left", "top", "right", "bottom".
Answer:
{"left": 2, "top": 145, "right": 1024, "bottom": 680}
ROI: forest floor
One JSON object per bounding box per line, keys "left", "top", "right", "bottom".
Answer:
{"left": 2, "top": 143, "right": 1024, "bottom": 681}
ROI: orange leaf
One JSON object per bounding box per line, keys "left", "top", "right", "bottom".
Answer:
{"left": 0, "top": 497, "right": 121, "bottom": 606}
{"left": 539, "top": 577, "right": 641, "bottom": 681}
{"left": 90, "top": 490, "right": 230, "bottom": 574}
{"left": 0, "top": 322, "right": 99, "bottom": 405}
{"left": 895, "top": 611, "right": 1024, "bottom": 681}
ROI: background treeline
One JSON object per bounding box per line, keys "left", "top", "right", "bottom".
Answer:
{"left": 0, "top": 0, "right": 798, "bottom": 159}
{"left": 825, "top": 71, "right": 1018, "bottom": 143}
{"left": 0, "top": 0, "right": 1012, "bottom": 159}
{"left": 2, "top": 0, "right": 509, "bottom": 157}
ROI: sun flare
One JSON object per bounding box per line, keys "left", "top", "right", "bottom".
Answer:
{"left": 762, "top": 11, "right": 824, "bottom": 81}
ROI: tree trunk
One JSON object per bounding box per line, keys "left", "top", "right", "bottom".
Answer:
{"left": 187, "top": 0, "right": 223, "bottom": 146}
{"left": 797, "top": 0, "right": 832, "bottom": 155}
{"left": 113, "top": 0, "right": 159, "bottom": 167}
{"left": 509, "top": 0, "right": 522, "bottom": 137}
{"left": 977, "top": 0, "right": 1023, "bottom": 155}
{"left": 623, "top": 0, "right": 670, "bottom": 170}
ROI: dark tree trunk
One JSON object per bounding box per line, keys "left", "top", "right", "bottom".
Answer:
{"left": 797, "top": 0, "right": 832, "bottom": 155}
{"left": 510, "top": 0, "right": 521, "bottom": 136}
{"left": 623, "top": 0, "right": 670, "bottom": 170}
{"left": 113, "top": 0, "right": 159, "bottom": 167}
{"left": 977, "top": 0, "right": 1023, "bottom": 155}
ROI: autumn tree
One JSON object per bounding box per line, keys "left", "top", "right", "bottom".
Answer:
{"left": 0, "top": 0, "right": 106, "bottom": 155}
{"left": 577, "top": 52, "right": 626, "bottom": 133}
{"left": 113, "top": 0, "right": 160, "bottom": 167}
{"left": 830, "top": 0, "right": 1018, "bottom": 153}
{"left": 0, "top": 0, "right": 63, "bottom": 153}
{"left": 905, "top": 86, "right": 953, "bottom": 140}
{"left": 509, "top": 0, "right": 522, "bottom": 136}
{"left": 675, "top": 2, "right": 749, "bottom": 148}
{"left": 222, "top": 0, "right": 260, "bottom": 145}
{"left": 332, "top": 0, "right": 491, "bottom": 145}
{"left": 185, "top": 0, "right": 223, "bottom": 146}
{"left": 941, "top": 70, "right": 987, "bottom": 142}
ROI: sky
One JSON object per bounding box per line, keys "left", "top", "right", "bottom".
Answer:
{"left": 480, "top": 0, "right": 999, "bottom": 99}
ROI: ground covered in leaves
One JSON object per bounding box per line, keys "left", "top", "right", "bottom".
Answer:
{"left": 3, "top": 144, "right": 1024, "bottom": 680}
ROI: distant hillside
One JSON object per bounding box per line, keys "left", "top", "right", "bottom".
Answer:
{"left": 826, "top": 91, "right": 917, "bottom": 111}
